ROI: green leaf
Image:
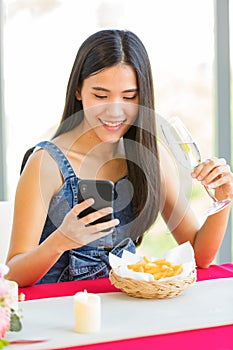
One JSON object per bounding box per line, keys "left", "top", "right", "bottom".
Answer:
{"left": 9, "top": 312, "right": 22, "bottom": 332}
{"left": 0, "top": 339, "right": 10, "bottom": 348}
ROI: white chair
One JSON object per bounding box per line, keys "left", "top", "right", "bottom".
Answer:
{"left": 0, "top": 201, "right": 13, "bottom": 263}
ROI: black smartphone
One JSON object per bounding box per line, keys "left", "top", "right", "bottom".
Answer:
{"left": 77, "top": 179, "right": 115, "bottom": 228}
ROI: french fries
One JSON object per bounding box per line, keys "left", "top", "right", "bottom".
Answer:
{"left": 127, "top": 257, "right": 183, "bottom": 280}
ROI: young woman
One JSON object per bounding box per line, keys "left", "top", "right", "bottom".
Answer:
{"left": 6, "top": 29, "right": 233, "bottom": 286}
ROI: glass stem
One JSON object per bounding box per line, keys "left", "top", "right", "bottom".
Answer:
{"left": 204, "top": 185, "right": 217, "bottom": 202}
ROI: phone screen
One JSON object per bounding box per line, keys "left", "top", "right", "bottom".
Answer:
{"left": 77, "top": 179, "right": 114, "bottom": 226}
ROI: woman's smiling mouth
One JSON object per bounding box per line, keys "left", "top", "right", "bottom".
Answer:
{"left": 98, "top": 118, "right": 126, "bottom": 129}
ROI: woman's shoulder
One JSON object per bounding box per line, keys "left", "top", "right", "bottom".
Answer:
{"left": 22, "top": 145, "right": 62, "bottom": 183}
{"left": 19, "top": 145, "right": 63, "bottom": 199}
{"left": 20, "top": 141, "right": 57, "bottom": 174}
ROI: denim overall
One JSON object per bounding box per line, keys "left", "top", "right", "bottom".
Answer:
{"left": 35, "top": 141, "right": 136, "bottom": 284}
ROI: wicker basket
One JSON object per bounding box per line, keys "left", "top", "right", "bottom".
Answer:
{"left": 109, "top": 268, "right": 196, "bottom": 299}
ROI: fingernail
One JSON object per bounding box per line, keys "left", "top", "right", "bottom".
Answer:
{"left": 87, "top": 198, "right": 94, "bottom": 205}
{"left": 106, "top": 207, "right": 113, "bottom": 213}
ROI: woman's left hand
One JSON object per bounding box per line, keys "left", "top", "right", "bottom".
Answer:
{"left": 191, "top": 157, "right": 233, "bottom": 201}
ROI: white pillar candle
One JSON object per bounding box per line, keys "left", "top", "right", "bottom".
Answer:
{"left": 6, "top": 280, "right": 18, "bottom": 311}
{"left": 74, "top": 290, "right": 101, "bottom": 333}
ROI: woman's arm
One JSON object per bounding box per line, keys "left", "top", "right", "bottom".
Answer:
{"left": 6, "top": 150, "right": 118, "bottom": 286}
{"left": 159, "top": 145, "right": 232, "bottom": 268}
{"left": 6, "top": 149, "right": 65, "bottom": 285}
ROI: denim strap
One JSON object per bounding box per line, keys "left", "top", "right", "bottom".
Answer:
{"left": 35, "top": 141, "right": 76, "bottom": 181}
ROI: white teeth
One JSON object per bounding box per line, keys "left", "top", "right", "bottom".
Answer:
{"left": 102, "top": 120, "right": 124, "bottom": 127}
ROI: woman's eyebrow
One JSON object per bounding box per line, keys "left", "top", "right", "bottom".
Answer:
{"left": 123, "top": 88, "right": 138, "bottom": 93}
{"left": 92, "top": 87, "right": 138, "bottom": 93}
{"left": 92, "top": 87, "right": 109, "bottom": 92}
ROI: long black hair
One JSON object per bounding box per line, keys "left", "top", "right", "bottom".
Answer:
{"left": 22, "top": 29, "right": 160, "bottom": 244}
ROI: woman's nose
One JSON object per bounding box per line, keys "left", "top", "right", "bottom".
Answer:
{"left": 106, "top": 102, "right": 124, "bottom": 118}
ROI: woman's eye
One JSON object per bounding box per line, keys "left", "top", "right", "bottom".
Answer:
{"left": 123, "top": 95, "right": 137, "bottom": 100}
{"left": 94, "top": 94, "right": 107, "bottom": 99}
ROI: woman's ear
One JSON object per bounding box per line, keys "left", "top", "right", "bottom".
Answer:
{"left": 75, "top": 90, "right": 82, "bottom": 101}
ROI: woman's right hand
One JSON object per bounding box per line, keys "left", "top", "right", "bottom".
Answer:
{"left": 56, "top": 198, "right": 119, "bottom": 250}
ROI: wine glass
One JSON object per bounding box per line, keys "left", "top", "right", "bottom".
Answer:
{"left": 160, "top": 116, "right": 231, "bottom": 216}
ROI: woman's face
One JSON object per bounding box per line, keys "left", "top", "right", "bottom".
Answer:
{"left": 76, "top": 63, "right": 139, "bottom": 143}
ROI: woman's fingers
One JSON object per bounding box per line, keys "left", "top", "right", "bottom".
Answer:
{"left": 60, "top": 214, "right": 119, "bottom": 246}
{"left": 192, "top": 158, "right": 225, "bottom": 182}
{"left": 71, "top": 198, "right": 95, "bottom": 216}
{"left": 72, "top": 200, "right": 117, "bottom": 226}
{"left": 78, "top": 206, "right": 113, "bottom": 225}
{"left": 57, "top": 199, "right": 120, "bottom": 248}
{"left": 191, "top": 157, "right": 233, "bottom": 200}
{"left": 84, "top": 217, "right": 120, "bottom": 234}
{"left": 203, "top": 164, "right": 230, "bottom": 188}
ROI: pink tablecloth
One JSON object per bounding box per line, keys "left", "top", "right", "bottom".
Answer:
{"left": 19, "top": 264, "right": 233, "bottom": 350}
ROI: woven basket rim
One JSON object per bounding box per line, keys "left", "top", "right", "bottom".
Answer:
{"left": 109, "top": 268, "right": 196, "bottom": 299}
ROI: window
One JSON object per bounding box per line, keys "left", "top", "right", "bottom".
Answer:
{"left": 2, "top": 0, "right": 231, "bottom": 259}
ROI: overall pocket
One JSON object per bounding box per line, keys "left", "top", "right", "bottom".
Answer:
{"left": 69, "top": 250, "right": 110, "bottom": 280}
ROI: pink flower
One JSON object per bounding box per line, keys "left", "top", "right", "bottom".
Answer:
{"left": 0, "top": 264, "right": 12, "bottom": 341}
{"left": 0, "top": 264, "right": 22, "bottom": 346}
{"left": 0, "top": 280, "right": 8, "bottom": 297}
{"left": 0, "top": 307, "right": 10, "bottom": 339}
{"left": 0, "top": 279, "right": 11, "bottom": 309}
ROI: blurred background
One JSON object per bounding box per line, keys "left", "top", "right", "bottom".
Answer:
{"left": 0, "top": 0, "right": 232, "bottom": 260}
